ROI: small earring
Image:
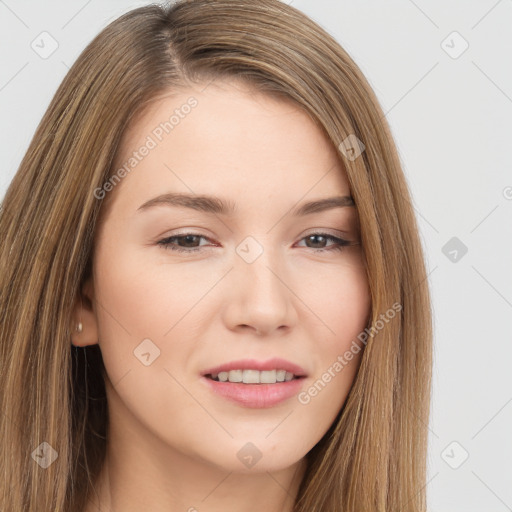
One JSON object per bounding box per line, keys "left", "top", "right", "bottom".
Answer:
{"left": 76, "top": 322, "right": 83, "bottom": 334}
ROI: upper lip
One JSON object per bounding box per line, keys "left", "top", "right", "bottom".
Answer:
{"left": 201, "top": 358, "right": 308, "bottom": 377}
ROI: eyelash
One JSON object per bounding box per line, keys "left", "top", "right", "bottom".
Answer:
{"left": 156, "top": 232, "right": 353, "bottom": 254}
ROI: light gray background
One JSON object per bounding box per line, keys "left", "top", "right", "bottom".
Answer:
{"left": 1, "top": 1, "right": 511, "bottom": 510}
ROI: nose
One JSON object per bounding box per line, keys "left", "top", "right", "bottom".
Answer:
{"left": 221, "top": 241, "right": 298, "bottom": 336}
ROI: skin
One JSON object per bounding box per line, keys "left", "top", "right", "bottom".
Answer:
{"left": 72, "top": 78, "right": 371, "bottom": 512}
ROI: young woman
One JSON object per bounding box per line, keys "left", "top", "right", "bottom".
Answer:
{"left": 0, "top": 1, "right": 432, "bottom": 510}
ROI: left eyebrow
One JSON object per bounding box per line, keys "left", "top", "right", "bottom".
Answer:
{"left": 136, "top": 192, "right": 355, "bottom": 216}
{"left": 291, "top": 195, "right": 355, "bottom": 216}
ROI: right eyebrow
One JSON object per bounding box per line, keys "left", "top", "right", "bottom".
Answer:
{"left": 137, "top": 193, "right": 237, "bottom": 215}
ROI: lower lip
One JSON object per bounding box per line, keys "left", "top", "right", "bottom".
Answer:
{"left": 200, "top": 375, "right": 306, "bottom": 408}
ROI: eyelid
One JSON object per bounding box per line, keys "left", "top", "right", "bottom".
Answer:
{"left": 299, "top": 227, "right": 351, "bottom": 238}
{"left": 152, "top": 227, "right": 214, "bottom": 242}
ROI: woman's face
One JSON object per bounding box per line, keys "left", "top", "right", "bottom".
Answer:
{"left": 79, "top": 79, "right": 371, "bottom": 474}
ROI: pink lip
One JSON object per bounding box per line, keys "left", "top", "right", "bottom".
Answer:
{"left": 200, "top": 375, "right": 306, "bottom": 408}
{"left": 201, "top": 358, "right": 307, "bottom": 377}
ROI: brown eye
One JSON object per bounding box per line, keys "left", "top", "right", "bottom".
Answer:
{"left": 296, "top": 233, "right": 352, "bottom": 253}
{"left": 157, "top": 234, "right": 211, "bottom": 253}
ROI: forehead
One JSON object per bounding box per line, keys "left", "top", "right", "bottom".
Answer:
{"left": 105, "top": 79, "right": 351, "bottom": 217}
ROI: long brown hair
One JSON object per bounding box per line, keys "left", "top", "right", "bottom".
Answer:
{"left": 0, "top": 1, "right": 432, "bottom": 510}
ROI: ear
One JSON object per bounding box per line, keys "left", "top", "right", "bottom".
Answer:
{"left": 70, "top": 276, "right": 99, "bottom": 347}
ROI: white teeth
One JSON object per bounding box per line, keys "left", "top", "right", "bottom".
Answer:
{"left": 228, "top": 369, "right": 243, "bottom": 382}
{"left": 209, "top": 369, "right": 298, "bottom": 384}
{"left": 259, "top": 370, "right": 276, "bottom": 384}
{"left": 243, "top": 369, "right": 260, "bottom": 383}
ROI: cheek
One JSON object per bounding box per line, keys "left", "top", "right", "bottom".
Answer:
{"left": 93, "top": 241, "right": 201, "bottom": 341}
{"left": 293, "top": 263, "right": 370, "bottom": 435}
{"left": 91, "top": 245, "right": 205, "bottom": 437}
{"left": 91, "top": 242, "right": 177, "bottom": 382}
{"left": 92, "top": 241, "right": 220, "bottom": 395}
{"left": 302, "top": 258, "right": 371, "bottom": 346}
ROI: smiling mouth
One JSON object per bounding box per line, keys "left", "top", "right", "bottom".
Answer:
{"left": 205, "top": 369, "right": 304, "bottom": 384}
